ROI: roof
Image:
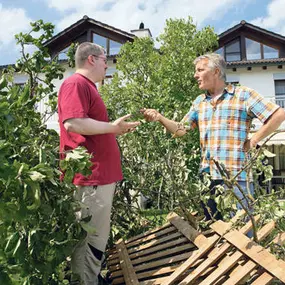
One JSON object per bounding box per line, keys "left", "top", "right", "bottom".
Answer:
{"left": 227, "top": 57, "right": 285, "bottom": 67}
{"left": 43, "top": 15, "right": 135, "bottom": 48}
{"left": 219, "top": 20, "right": 285, "bottom": 43}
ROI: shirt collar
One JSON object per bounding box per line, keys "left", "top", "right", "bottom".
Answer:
{"left": 202, "top": 84, "right": 236, "bottom": 100}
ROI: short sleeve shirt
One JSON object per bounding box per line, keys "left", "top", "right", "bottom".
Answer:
{"left": 181, "top": 85, "right": 280, "bottom": 180}
{"left": 58, "top": 73, "right": 123, "bottom": 186}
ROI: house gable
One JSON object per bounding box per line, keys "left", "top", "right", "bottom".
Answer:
{"left": 43, "top": 15, "right": 136, "bottom": 58}
{"left": 217, "top": 20, "right": 285, "bottom": 67}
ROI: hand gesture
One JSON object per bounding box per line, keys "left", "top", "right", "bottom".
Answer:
{"left": 141, "top": 108, "right": 161, "bottom": 122}
{"left": 112, "top": 114, "right": 140, "bottom": 135}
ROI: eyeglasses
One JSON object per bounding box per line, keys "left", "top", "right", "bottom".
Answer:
{"left": 91, "top": 54, "right": 107, "bottom": 64}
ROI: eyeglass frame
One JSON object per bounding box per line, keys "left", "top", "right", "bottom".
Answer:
{"left": 90, "top": 54, "right": 108, "bottom": 64}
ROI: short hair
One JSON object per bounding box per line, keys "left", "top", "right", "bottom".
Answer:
{"left": 75, "top": 42, "right": 106, "bottom": 68}
{"left": 194, "top": 53, "right": 226, "bottom": 81}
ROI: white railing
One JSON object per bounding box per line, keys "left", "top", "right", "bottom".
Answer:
{"left": 275, "top": 96, "right": 285, "bottom": 109}
{"left": 269, "top": 96, "right": 285, "bottom": 109}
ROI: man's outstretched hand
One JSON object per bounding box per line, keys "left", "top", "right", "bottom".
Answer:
{"left": 112, "top": 114, "right": 140, "bottom": 135}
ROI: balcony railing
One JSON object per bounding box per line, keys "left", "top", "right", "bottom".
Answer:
{"left": 269, "top": 95, "right": 285, "bottom": 109}
{"left": 275, "top": 95, "right": 285, "bottom": 109}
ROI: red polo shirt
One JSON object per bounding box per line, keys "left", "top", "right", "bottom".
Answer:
{"left": 58, "top": 73, "right": 123, "bottom": 185}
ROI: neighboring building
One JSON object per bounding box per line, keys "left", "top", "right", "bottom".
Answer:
{"left": 216, "top": 20, "right": 285, "bottom": 189}
{"left": 41, "top": 15, "right": 150, "bottom": 130}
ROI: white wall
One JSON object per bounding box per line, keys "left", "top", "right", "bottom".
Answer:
{"left": 227, "top": 65, "right": 285, "bottom": 131}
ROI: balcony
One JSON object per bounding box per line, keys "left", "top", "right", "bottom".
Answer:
{"left": 275, "top": 95, "right": 285, "bottom": 109}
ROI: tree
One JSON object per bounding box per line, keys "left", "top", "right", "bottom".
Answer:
{"left": 101, "top": 17, "right": 218, "bottom": 240}
{"left": 0, "top": 21, "right": 91, "bottom": 284}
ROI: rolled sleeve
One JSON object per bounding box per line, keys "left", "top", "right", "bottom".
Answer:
{"left": 247, "top": 90, "right": 280, "bottom": 123}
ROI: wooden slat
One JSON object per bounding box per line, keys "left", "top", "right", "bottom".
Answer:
{"left": 112, "top": 247, "right": 202, "bottom": 279}
{"left": 160, "top": 234, "right": 219, "bottom": 285}
{"left": 177, "top": 215, "right": 262, "bottom": 285}
{"left": 211, "top": 220, "right": 285, "bottom": 283}
{"left": 128, "top": 236, "right": 189, "bottom": 259}
{"left": 108, "top": 235, "right": 189, "bottom": 266}
{"left": 109, "top": 243, "right": 195, "bottom": 272}
{"left": 112, "top": 264, "right": 180, "bottom": 285}
{"left": 222, "top": 260, "right": 257, "bottom": 285}
{"left": 197, "top": 250, "right": 242, "bottom": 285}
{"left": 250, "top": 272, "right": 275, "bottom": 285}
{"left": 115, "top": 239, "right": 139, "bottom": 285}
{"left": 126, "top": 222, "right": 172, "bottom": 244}
{"left": 167, "top": 212, "right": 208, "bottom": 247}
{"left": 126, "top": 225, "right": 177, "bottom": 248}
{"left": 271, "top": 232, "right": 285, "bottom": 245}
{"left": 128, "top": 231, "right": 184, "bottom": 254}
{"left": 256, "top": 221, "right": 275, "bottom": 242}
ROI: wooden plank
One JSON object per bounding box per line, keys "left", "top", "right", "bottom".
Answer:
{"left": 238, "top": 214, "right": 261, "bottom": 234}
{"left": 271, "top": 232, "right": 285, "bottom": 245}
{"left": 256, "top": 221, "right": 275, "bottom": 242}
{"left": 111, "top": 251, "right": 194, "bottom": 278}
{"left": 167, "top": 212, "right": 208, "bottom": 248}
{"left": 128, "top": 231, "right": 184, "bottom": 254}
{"left": 128, "top": 236, "right": 190, "bottom": 260}
{"left": 126, "top": 225, "right": 177, "bottom": 248}
{"left": 197, "top": 250, "right": 242, "bottom": 285}
{"left": 250, "top": 272, "right": 275, "bottom": 285}
{"left": 108, "top": 243, "right": 195, "bottom": 272}
{"left": 125, "top": 222, "right": 172, "bottom": 244}
{"left": 115, "top": 239, "right": 139, "bottom": 285}
{"left": 177, "top": 240, "right": 233, "bottom": 284}
{"left": 222, "top": 260, "right": 257, "bottom": 285}
{"left": 112, "top": 264, "right": 180, "bottom": 285}
{"left": 177, "top": 215, "right": 263, "bottom": 285}
{"left": 109, "top": 235, "right": 189, "bottom": 266}
{"left": 211, "top": 220, "right": 285, "bottom": 283}
{"left": 160, "top": 234, "right": 219, "bottom": 285}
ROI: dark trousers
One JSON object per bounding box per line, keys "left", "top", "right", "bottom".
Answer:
{"left": 201, "top": 179, "right": 223, "bottom": 221}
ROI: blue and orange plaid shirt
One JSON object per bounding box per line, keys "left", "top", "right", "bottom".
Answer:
{"left": 181, "top": 85, "right": 280, "bottom": 181}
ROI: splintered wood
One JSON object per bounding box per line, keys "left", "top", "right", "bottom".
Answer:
{"left": 107, "top": 212, "right": 285, "bottom": 284}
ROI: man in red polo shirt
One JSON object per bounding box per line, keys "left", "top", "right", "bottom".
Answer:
{"left": 58, "top": 42, "right": 140, "bottom": 285}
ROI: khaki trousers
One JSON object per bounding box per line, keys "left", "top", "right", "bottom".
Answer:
{"left": 71, "top": 183, "right": 116, "bottom": 285}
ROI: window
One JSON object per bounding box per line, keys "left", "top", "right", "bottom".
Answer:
{"left": 246, "top": 38, "right": 261, "bottom": 60}
{"left": 225, "top": 38, "right": 241, "bottom": 62}
{"left": 245, "top": 38, "right": 279, "bottom": 60}
{"left": 264, "top": 45, "right": 278, "bottom": 59}
{"left": 274, "top": 80, "right": 285, "bottom": 108}
{"left": 93, "top": 34, "right": 107, "bottom": 50}
{"left": 93, "top": 33, "right": 122, "bottom": 56}
{"left": 58, "top": 46, "right": 69, "bottom": 60}
{"left": 215, "top": 47, "right": 224, "bottom": 57}
{"left": 109, "top": 40, "right": 122, "bottom": 55}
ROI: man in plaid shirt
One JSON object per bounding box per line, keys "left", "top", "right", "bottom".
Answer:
{"left": 142, "top": 53, "right": 285, "bottom": 220}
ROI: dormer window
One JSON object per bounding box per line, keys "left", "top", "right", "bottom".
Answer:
{"left": 246, "top": 38, "right": 278, "bottom": 60}
{"left": 246, "top": 38, "right": 261, "bottom": 60}
{"left": 93, "top": 33, "right": 122, "bottom": 56}
{"left": 264, "top": 44, "right": 278, "bottom": 59}
{"left": 225, "top": 38, "right": 241, "bottom": 62}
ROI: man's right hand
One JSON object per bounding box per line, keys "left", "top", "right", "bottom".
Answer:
{"left": 141, "top": 108, "right": 162, "bottom": 122}
{"left": 112, "top": 114, "right": 140, "bottom": 135}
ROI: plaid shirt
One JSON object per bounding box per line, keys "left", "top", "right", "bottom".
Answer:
{"left": 182, "top": 85, "right": 279, "bottom": 181}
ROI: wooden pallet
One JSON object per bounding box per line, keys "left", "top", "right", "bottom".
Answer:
{"left": 107, "top": 212, "right": 285, "bottom": 285}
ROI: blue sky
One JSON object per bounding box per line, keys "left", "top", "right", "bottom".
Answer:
{"left": 0, "top": 0, "right": 284, "bottom": 65}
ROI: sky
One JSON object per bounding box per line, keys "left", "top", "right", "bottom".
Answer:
{"left": 0, "top": 0, "right": 285, "bottom": 65}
